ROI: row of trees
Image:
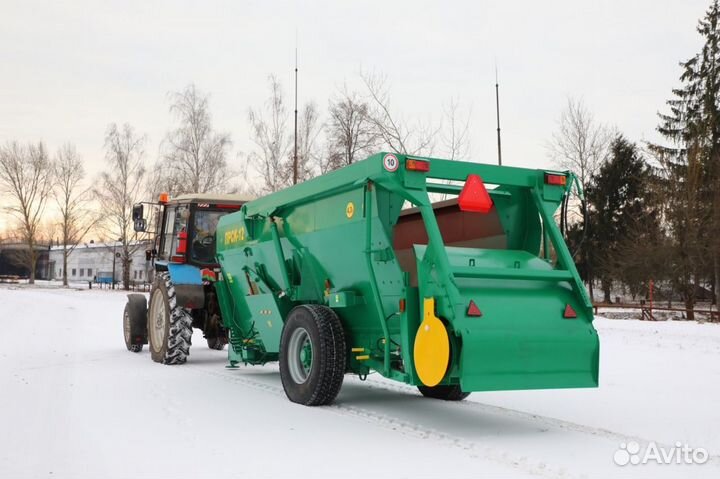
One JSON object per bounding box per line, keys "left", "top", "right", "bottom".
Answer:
{"left": 246, "top": 71, "right": 469, "bottom": 193}
{"left": 0, "top": 122, "right": 155, "bottom": 289}
{"left": 650, "top": 0, "right": 720, "bottom": 318}
{"left": 0, "top": 142, "right": 95, "bottom": 286}
{"left": 0, "top": 72, "right": 472, "bottom": 289}
{"left": 550, "top": 116, "right": 664, "bottom": 303}
{"left": 550, "top": 1, "right": 720, "bottom": 318}
{"left": 3, "top": 1, "right": 719, "bottom": 309}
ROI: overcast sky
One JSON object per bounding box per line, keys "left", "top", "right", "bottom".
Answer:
{"left": 0, "top": 0, "right": 711, "bottom": 187}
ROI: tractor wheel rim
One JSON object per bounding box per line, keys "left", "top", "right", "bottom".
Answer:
{"left": 123, "top": 309, "right": 131, "bottom": 344}
{"left": 287, "top": 327, "right": 312, "bottom": 384}
{"left": 149, "top": 291, "right": 167, "bottom": 352}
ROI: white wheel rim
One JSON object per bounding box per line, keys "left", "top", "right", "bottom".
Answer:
{"left": 287, "top": 327, "right": 313, "bottom": 384}
{"left": 123, "top": 309, "right": 131, "bottom": 344}
{"left": 149, "top": 291, "right": 167, "bottom": 352}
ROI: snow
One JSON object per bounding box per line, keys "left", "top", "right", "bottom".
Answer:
{"left": 595, "top": 306, "right": 718, "bottom": 322}
{"left": 1, "top": 286, "right": 719, "bottom": 479}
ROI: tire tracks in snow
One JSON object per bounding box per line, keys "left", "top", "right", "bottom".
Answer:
{"left": 349, "top": 376, "right": 720, "bottom": 464}
{"left": 354, "top": 377, "right": 664, "bottom": 444}
{"left": 187, "top": 364, "right": 720, "bottom": 476}
{"left": 186, "top": 364, "right": 586, "bottom": 478}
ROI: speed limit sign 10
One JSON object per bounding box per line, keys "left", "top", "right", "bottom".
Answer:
{"left": 383, "top": 153, "right": 399, "bottom": 172}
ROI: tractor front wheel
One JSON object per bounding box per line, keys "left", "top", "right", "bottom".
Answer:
{"left": 279, "top": 305, "right": 346, "bottom": 406}
{"left": 148, "top": 272, "right": 193, "bottom": 365}
{"left": 123, "top": 295, "right": 147, "bottom": 353}
{"left": 418, "top": 384, "right": 471, "bottom": 401}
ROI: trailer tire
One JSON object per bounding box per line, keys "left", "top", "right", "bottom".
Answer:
{"left": 418, "top": 384, "right": 471, "bottom": 401}
{"left": 206, "top": 337, "right": 226, "bottom": 350}
{"left": 279, "top": 305, "right": 346, "bottom": 406}
{"left": 148, "top": 272, "right": 194, "bottom": 365}
{"left": 123, "top": 296, "right": 147, "bottom": 353}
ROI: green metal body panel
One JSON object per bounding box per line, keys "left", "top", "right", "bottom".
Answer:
{"left": 214, "top": 152, "right": 599, "bottom": 392}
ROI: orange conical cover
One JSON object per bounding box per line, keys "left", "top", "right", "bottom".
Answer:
{"left": 458, "top": 174, "right": 493, "bottom": 213}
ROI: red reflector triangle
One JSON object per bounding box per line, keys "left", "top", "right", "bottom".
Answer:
{"left": 467, "top": 300, "right": 482, "bottom": 317}
{"left": 564, "top": 304, "right": 577, "bottom": 318}
{"left": 458, "top": 174, "right": 493, "bottom": 213}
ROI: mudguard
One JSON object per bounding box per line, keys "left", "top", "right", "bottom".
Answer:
{"left": 166, "top": 263, "right": 205, "bottom": 310}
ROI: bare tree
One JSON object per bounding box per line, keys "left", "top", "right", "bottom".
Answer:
{"left": 159, "top": 84, "right": 234, "bottom": 194}
{"left": 547, "top": 98, "right": 611, "bottom": 299}
{"left": 94, "top": 123, "right": 147, "bottom": 290}
{"left": 3, "top": 219, "right": 56, "bottom": 278}
{"left": 324, "top": 86, "right": 378, "bottom": 172}
{"left": 229, "top": 151, "right": 255, "bottom": 197}
{"left": 435, "top": 97, "right": 473, "bottom": 200}
{"left": 441, "top": 97, "right": 472, "bottom": 161}
{"left": 292, "top": 101, "right": 322, "bottom": 182}
{"left": 361, "top": 70, "right": 438, "bottom": 156}
{"left": 548, "top": 98, "right": 612, "bottom": 200}
{"left": 546, "top": 98, "right": 612, "bottom": 231}
{"left": 0, "top": 141, "right": 53, "bottom": 283}
{"left": 53, "top": 144, "right": 98, "bottom": 286}
{"left": 146, "top": 161, "right": 179, "bottom": 201}
{"left": 248, "top": 75, "right": 292, "bottom": 193}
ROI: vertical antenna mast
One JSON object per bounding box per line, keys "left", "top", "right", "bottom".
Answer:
{"left": 293, "top": 46, "right": 299, "bottom": 184}
{"left": 495, "top": 65, "right": 502, "bottom": 166}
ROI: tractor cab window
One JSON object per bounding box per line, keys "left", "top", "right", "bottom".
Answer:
{"left": 191, "top": 210, "right": 223, "bottom": 264}
{"left": 159, "top": 205, "right": 189, "bottom": 260}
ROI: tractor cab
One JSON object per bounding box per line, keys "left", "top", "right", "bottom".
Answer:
{"left": 134, "top": 193, "right": 250, "bottom": 268}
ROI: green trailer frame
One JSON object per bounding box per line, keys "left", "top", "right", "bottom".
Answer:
{"left": 215, "top": 152, "right": 598, "bottom": 399}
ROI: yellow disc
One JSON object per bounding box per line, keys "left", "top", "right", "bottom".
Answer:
{"left": 413, "top": 298, "right": 450, "bottom": 386}
{"left": 346, "top": 202, "right": 355, "bottom": 218}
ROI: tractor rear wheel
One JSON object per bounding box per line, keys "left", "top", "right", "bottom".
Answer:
{"left": 279, "top": 305, "right": 346, "bottom": 406}
{"left": 418, "top": 384, "right": 471, "bottom": 401}
{"left": 123, "top": 295, "right": 147, "bottom": 353}
{"left": 148, "top": 272, "right": 193, "bottom": 365}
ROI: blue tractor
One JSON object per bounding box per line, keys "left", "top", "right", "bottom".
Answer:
{"left": 122, "top": 193, "right": 250, "bottom": 364}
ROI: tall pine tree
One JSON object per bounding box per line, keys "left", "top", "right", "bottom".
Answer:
{"left": 587, "top": 136, "right": 664, "bottom": 301}
{"left": 650, "top": 0, "right": 720, "bottom": 317}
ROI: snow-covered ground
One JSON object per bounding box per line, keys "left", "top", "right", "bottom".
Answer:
{"left": 1, "top": 286, "right": 718, "bottom": 479}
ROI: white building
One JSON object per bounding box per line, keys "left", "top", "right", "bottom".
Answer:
{"left": 48, "top": 241, "right": 153, "bottom": 284}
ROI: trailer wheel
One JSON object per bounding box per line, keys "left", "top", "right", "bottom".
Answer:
{"left": 148, "top": 272, "right": 194, "bottom": 365}
{"left": 279, "top": 305, "right": 346, "bottom": 406}
{"left": 206, "top": 337, "right": 226, "bottom": 350}
{"left": 123, "top": 294, "right": 147, "bottom": 353}
{"left": 418, "top": 384, "right": 471, "bottom": 401}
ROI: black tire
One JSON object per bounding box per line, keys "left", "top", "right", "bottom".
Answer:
{"left": 279, "top": 305, "right": 346, "bottom": 406}
{"left": 203, "top": 292, "right": 226, "bottom": 351}
{"left": 206, "top": 337, "right": 226, "bottom": 350}
{"left": 418, "top": 384, "right": 471, "bottom": 401}
{"left": 147, "top": 272, "right": 193, "bottom": 365}
{"left": 123, "top": 295, "right": 147, "bottom": 353}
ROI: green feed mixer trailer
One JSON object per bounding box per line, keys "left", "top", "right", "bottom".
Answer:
{"left": 211, "top": 153, "right": 599, "bottom": 405}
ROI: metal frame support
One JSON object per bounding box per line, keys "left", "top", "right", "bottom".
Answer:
{"left": 363, "top": 182, "right": 391, "bottom": 375}
{"left": 269, "top": 217, "right": 293, "bottom": 298}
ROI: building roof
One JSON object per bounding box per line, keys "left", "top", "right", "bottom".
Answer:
{"left": 168, "top": 193, "right": 253, "bottom": 205}
{"left": 48, "top": 240, "right": 152, "bottom": 252}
